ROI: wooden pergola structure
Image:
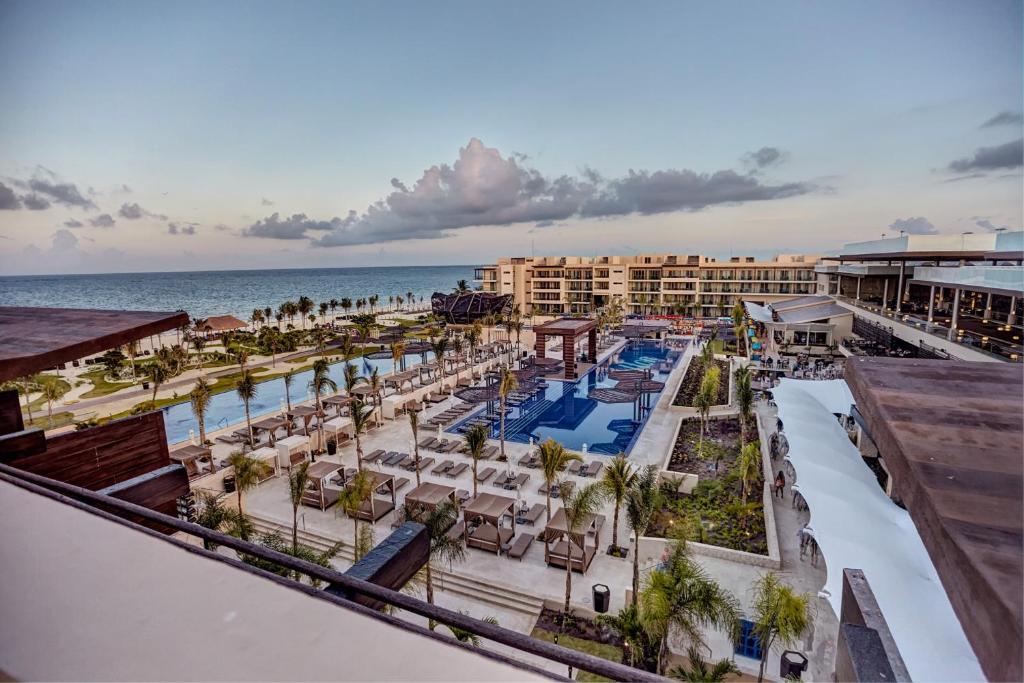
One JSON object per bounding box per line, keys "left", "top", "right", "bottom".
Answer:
{"left": 300, "top": 461, "right": 343, "bottom": 511}
{"left": 351, "top": 470, "right": 397, "bottom": 522}
{"left": 544, "top": 507, "right": 601, "bottom": 573}
{"left": 463, "top": 492, "right": 516, "bottom": 554}
{"left": 404, "top": 482, "right": 456, "bottom": 514}
{"left": 533, "top": 318, "right": 597, "bottom": 379}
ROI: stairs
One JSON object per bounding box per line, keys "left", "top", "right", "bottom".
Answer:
{"left": 248, "top": 514, "right": 545, "bottom": 616}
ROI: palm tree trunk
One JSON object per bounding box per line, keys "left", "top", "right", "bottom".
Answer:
{"left": 355, "top": 433, "right": 364, "bottom": 471}
{"left": 414, "top": 445, "right": 421, "bottom": 486}
{"left": 563, "top": 554, "right": 573, "bottom": 615}
{"left": 545, "top": 490, "right": 552, "bottom": 521}
{"left": 245, "top": 401, "right": 254, "bottom": 448}
{"left": 199, "top": 416, "right": 206, "bottom": 446}
{"left": 472, "top": 460, "right": 478, "bottom": 496}
{"left": 499, "top": 396, "right": 506, "bottom": 460}
{"left": 425, "top": 562, "right": 434, "bottom": 604}
{"left": 292, "top": 505, "right": 299, "bottom": 555}
{"left": 353, "top": 518, "right": 360, "bottom": 560}
{"left": 237, "top": 485, "right": 244, "bottom": 516}
{"left": 611, "top": 499, "right": 620, "bottom": 549}
{"left": 22, "top": 380, "right": 34, "bottom": 425}
{"left": 631, "top": 530, "right": 640, "bottom": 607}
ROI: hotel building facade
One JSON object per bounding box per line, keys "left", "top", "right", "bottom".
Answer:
{"left": 475, "top": 253, "right": 822, "bottom": 317}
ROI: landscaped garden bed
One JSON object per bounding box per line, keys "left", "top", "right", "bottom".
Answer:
{"left": 667, "top": 415, "right": 754, "bottom": 476}
{"left": 672, "top": 358, "right": 729, "bottom": 406}
{"left": 532, "top": 607, "right": 623, "bottom": 682}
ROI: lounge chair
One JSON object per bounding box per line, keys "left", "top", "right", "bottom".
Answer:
{"left": 361, "top": 449, "right": 386, "bottom": 465}
{"left": 492, "top": 473, "right": 513, "bottom": 488}
{"left": 431, "top": 459, "right": 454, "bottom": 475}
{"left": 382, "top": 451, "right": 406, "bottom": 466}
{"left": 566, "top": 460, "right": 583, "bottom": 475}
{"left": 445, "top": 520, "right": 466, "bottom": 540}
{"left": 517, "top": 503, "right": 545, "bottom": 526}
{"left": 506, "top": 532, "right": 535, "bottom": 560}
{"left": 480, "top": 445, "right": 498, "bottom": 460}
{"left": 446, "top": 462, "right": 468, "bottom": 478}
{"left": 582, "top": 461, "right": 603, "bottom": 477}
{"left": 476, "top": 466, "right": 496, "bottom": 483}
{"left": 439, "top": 440, "right": 463, "bottom": 453}
{"left": 394, "top": 476, "right": 410, "bottom": 491}
{"left": 516, "top": 453, "right": 535, "bottom": 468}
{"left": 410, "top": 457, "right": 434, "bottom": 472}
{"left": 455, "top": 489, "right": 471, "bottom": 505}
{"left": 418, "top": 436, "right": 439, "bottom": 450}
{"left": 394, "top": 455, "right": 414, "bottom": 469}
{"left": 509, "top": 472, "right": 530, "bottom": 489}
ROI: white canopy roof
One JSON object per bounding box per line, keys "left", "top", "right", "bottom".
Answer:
{"left": 744, "top": 301, "right": 774, "bottom": 324}
{"left": 773, "top": 379, "right": 983, "bottom": 682}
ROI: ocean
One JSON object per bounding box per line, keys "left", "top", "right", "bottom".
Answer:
{"left": 0, "top": 265, "right": 476, "bottom": 320}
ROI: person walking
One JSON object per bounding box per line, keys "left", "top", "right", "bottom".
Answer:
{"left": 774, "top": 470, "right": 786, "bottom": 499}
{"left": 797, "top": 526, "right": 810, "bottom": 559}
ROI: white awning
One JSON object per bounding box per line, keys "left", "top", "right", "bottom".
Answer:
{"left": 744, "top": 301, "right": 774, "bottom": 324}
{"left": 773, "top": 379, "right": 984, "bottom": 682}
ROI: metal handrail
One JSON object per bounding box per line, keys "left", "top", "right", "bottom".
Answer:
{"left": 0, "top": 463, "right": 665, "bottom": 682}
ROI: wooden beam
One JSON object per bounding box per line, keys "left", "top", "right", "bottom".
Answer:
{"left": 0, "top": 427, "right": 46, "bottom": 460}
{"left": 97, "top": 464, "right": 189, "bottom": 507}
{"left": 330, "top": 522, "right": 429, "bottom": 610}
{"left": 0, "top": 389, "right": 25, "bottom": 436}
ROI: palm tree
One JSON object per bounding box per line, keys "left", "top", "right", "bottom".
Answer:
{"left": 597, "top": 604, "right": 659, "bottom": 671}
{"left": 264, "top": 306, "right": 273, "bottom": 324}
{"left": 600, "top": 454, "right": 637, "bottom": 553}
{"left": 390, "top": 340, "right": 406, "bottom": 375}
{"left": 121, "top": 340, "right": 139, "bottom": 382}
{"left": 288, "top": 461, "right": 311, "bottom": 556}
{"left": 340, "top": 297, "right": 352, "bottom": 317}
{"left": 235, "top": 370, "right": 258, "bottom": 447}
{"left": 694, "top": 365, "right": 720, "bottom": 460}
{"left": 251, "top": 308, "right": 265, "bottom": 330}
{"left": 454, "top": 279, "right": 471, "bottom": 294}
{"left": 337, "top": 469, "right": 374, "bottom": 560}
{"left": 190, "top": 377, "right": 213, "bottom": 451}
{"left": 699, "top": 340, "right": 715, "bottom": 370}
{"left": 264, "top": 327, "right": 281, "bottom": 367}
{"left": 226, "top": 450, "right": 272, "bottom": 516}
{"left": 445, "top": 612, "right": 499, "bottom": 646}
{"left": 430, "top": 335, "right": 449, "bottom": 393}
{"left": 309, "top": 359, "right": 337, "bottom": 452}
{"left": 731, "top": 301, "right": 747, "bottom": 357}
{"left": 17, "top": 376, "right": 35, "bottom": 425}
{"left": 406, "top": 291, "right": 414, "bottom": 308}
{"left": 640, "top": 540, "right": 740, "bottom": 674}
{"left": 343, "top": 362, "right": 362, "bottom": 394}
{"left": 195, "top": 491, "right": 253, "bottom": 546}
{"left": 283, "top": 369, "right": 295, "bottom": 414}
{"left": 734, "top": 366, "right": 754, "bottom": 445}
{"left": 367, "top": 366, "right": 383, "bottom": 408}
{"left": 41, "top": 381, "right": 62, "bottom": 420}
{"left": 750, "top": 573, "right": 811, "bottom": 682}
{"left": 669, "top": 645, "right": 741, "bottom": 682}
{"left": 409, "top": 408, "right": 422, "bottom": 486}
{"left": 737, "top": 441, "right": 761, "bottom": 503}
{"left": 350, "top": 398, "right": 374, "bottom": 471}
{"left": 146, "top": 360, "right": 168, "bottom": 405}
{"left": 560, "top": 482, "right": 607, "bottom": 616}
{"left": 464, "top": 424, "right": 489, "bottom": 496}
{"left": 190, "top": 334, "right": 207, "bottom": 371}
{"left": 538, "top": 438, "right": 582, "bottom": 521}
{"left": 319, "top": 301, "right": 329, "bottom": 325}
{"left": 464, "top": 325, "right": 481, "bottom": 378}
{"left": 627, "top": 465, "right": 661, "bottom": 607}
{"left": 402, "top": 500, "right": 465, "bottom": 604}
{"left": 297, "top": 296, "right": 314, "bottom": 329}
{"left": 497, "top": 366, "right": 518, "bottom": 461}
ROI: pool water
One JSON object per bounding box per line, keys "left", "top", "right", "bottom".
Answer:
{"left": 449, "top": 341, "right": 682, "bottom": 455}
{"left": 161, "top": 351, "right": 434, "bottom": 444}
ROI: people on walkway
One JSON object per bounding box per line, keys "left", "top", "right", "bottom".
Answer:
{"left": 774, "top": 470, "right": 786, "bottom": 499}
{"left": 809, "top": 536, "right": 820, "bottom": 567}
{"left": 797, "top": 526, "right": 811, "bottom": 559}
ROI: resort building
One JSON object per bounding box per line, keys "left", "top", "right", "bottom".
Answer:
{"left": 815, "top": 231, "right": 1024, "bottom": 362}
{"left": 475, "top": 253, "right": 822, "bottom": 317}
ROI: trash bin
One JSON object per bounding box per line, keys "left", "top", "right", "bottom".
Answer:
{"left": 592, "top": 583, "right": 610, "bottom": 613}
{"left": 327, "top": 440, "right": 337, "bottom": 456}
{"left": 780, "top": 650, "right": 808, "bottom": 680}
{"left": 142, "top": 381, "right": 150, "bottom": 391}
{"left": 223, "top": 475, "right": 236, "bottom": 494}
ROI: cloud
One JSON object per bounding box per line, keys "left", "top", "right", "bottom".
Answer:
{"left": 89, "top": 213, "right": 116, "bottom": 228}
{"left": 244, "top": 212, "right": 348, "bottom": 240}
{"left": 0, "top": 182, "right": 21, "bottom": 210}
{"left": 26, "top": 177, "right": 97, "bottom": 209}
{"left": 117, "top": 184, "right": 133, "bottom": 193}
{"left": 889, "top": 216, "right": 939, "bottom": 235}
{"left": 167, "top": 222, "right": 197, "bottom": 235}
{"left": 63, "top": 219, "right": 84, "bottom": 228}
{"left": 118, "top": 202, "right": 166, "bottom": 220}
{"left": 242, "top": 138, "right": 812, "bottom": 247}
{"left": 22, "top": 195, "right": 51, "bottom": 210}
{"left": 981, "top": 111, "right": 1023, "bottom": 128}
{"left": 742, "top": 146, "right": 784, "bottom": 168}
{"left": 51, "top": 229, "right": 80, "bottom": 252}
{"left": 947, "top": 138, "right": 1023, "bottom": 173}
{"left": 260, "top": 197, "right": 274, "bottom": 206}
{"left": 975, "top": 219, "right": 1019, "bottom": 232}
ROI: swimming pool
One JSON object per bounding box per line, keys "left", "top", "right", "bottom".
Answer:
{"left": 161, "top": 351, "right": 435, "bottom": 444}
{"left": 447, "top": 341, "right": 682, "bottom": 455}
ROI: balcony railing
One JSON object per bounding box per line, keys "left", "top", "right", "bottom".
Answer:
{"left": 0, "top": 464, "right": 665, "bottom": 682}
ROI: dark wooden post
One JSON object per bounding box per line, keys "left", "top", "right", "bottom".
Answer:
{"left": 535, "top": 333, "right": 547, "bottom": 359}
{"left": 587, "top": 328, "right": 597, "bottom": 362}
{"left": 563, "top": 333, "right": 576, "bottom": 379}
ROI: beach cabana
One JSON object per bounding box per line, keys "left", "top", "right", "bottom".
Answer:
{"left": 321, "top": 394, "right": 352, "bottom": 416}
{"left": 463, "top": 493, "right": 516, "bottom": 554}
{"left": 202, "top": 315, "right": 248, "bottom": 337}
{"left": 275, "top": 434, "right": 310, "bottom": 469}
{"left": 544, "top": 507, "right": 600, "bottom": 573}
{"left": 301, "top": 461, "right": 342, "bottom": 510}
{"left": 249, "top": 446, "right": 280, "bottom": 483}
{"left": 169, "top": 443, "right": 213, "bottom": 479}
{"left": 405, "top": 482, "right": 457, "bottom": 514}
{"left": 286, "top": 405, "right": 319, "bottom": 433}
{"left": 349, "top": 470, "right": 397, "bottom": 522}
{"left": 251, "top": 415, "right": 288, "bottom": 446}
{"left": 323, "top": 416, "right": 353, "bottom": 442}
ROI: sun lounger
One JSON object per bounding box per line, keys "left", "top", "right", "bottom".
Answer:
{"left": 492, "top": 473, "right": 513, "bottom": 488}
{"left": 394, "top": 455, "right": 414, "bottom": 469}
{"left": 361, "top": 448, "right": 386, "bottom": 465}
{"left": 582, "top": 461, "right": 603, "bottom": 477}
{"left": 445, "top": 520, "right": 466, "bottom": 540}
{"left": 566, "top": 460, "right": 583, "bottom": 475}
{"left": 446, "top": 462, "right": 468, "bottom": 478}
{"left": 328, "top": 468, "right": 357, "bottom": 486}
{"left": 455, "top": 489, "right": 471, "bottom": 505}
{"left": 480, "top": 445, "right": 498, "bottom": 459}
{"left": 516, "top": 453, "right": 534, "bottom": 467}
{"left": 409, "top": 456, "right": 433, "bottom": 472}
{"left": 382, "top": 451, "right": 406, "bottom": 466}
{"left": 554, "top": 480, "right": 574, "bottom": 499}
{"left": 431, "top": 459, "right": 454, "bottom": 475}
{"left": 439, "top": 440, "right": 463, "bottom": 453}
{"left": 418, "top": 437, "right": 439, "bottom": 450}
{"left": 509, "top": 472, "right": 530, "bottom": 489}
{"left": 506, "top": 532, "right": 535, "bottom": 560}
{"left": 394, "top": 476, "right": 410, "bottom": 491}
{"left": 476, "top": 466, "right": 496, "bottom": 483}
{"left": 517, "top": 503, "right": 545, "bottom": 526}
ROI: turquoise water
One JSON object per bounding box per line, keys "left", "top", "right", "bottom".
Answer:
{"left": 0, "top": 265, "right": 473, "bottom": 320}
{"left": 448, "top": 341, "right": 683, "bottom": 455}
{"left": 161, "top": 351, "right": 434, "bottom": 444}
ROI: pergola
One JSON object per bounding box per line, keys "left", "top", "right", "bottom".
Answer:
{"left": 404, "top": 482, "right": 457, "bottom": 513}
{"left": 321, "top": 394, "right": 352, "bottom": 416}
{"left": 300, "top": 461, "right": 343, "bottom": 511}
{"left": 544, "top": 507, "right": 601, "bottom": 573}
{"left": 533, "top": 318, "right": 597, "bottom": 379}
{"left": 463, "top": 492, "right": 517, "bottom": 554}
{"left": 286, "top": 405, "right": 319, "bottom": 433}
{"left": 351, "top": 470, "right": 396, "bottom": 522}
{"left": 251, "top": 415, "right": 288, "bottom": 445}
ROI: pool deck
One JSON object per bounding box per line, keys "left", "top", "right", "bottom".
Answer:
{"left": 191, "top": 335, "right": 837, "bottom": 679}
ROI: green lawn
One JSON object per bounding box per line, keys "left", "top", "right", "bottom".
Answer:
{"left": 79, "top": 368, "right": 137, "bottom": 399}
{"left": 22, "top": 410, "right": 76, "bottom": 431}
{"left": 530, "top": 628, "right": 623, "bottom": 682}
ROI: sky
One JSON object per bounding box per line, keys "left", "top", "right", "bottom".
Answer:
{"left": 0, "top": 0, "right": 1021, "bottom": 275}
